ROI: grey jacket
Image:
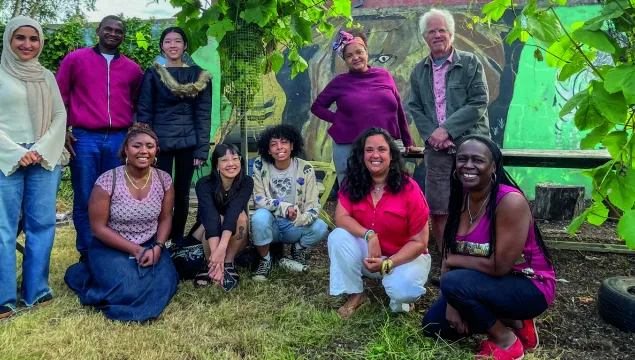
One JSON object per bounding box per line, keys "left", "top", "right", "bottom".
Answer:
{"left": 406, "top": 49, "right": 490, "bottom": 143}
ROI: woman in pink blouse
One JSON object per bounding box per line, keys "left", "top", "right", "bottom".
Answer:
{"left": 328, "top": 127, "right": 431, "bottom": 318}
{"left": 65, "top": 123, "right": 179, "bottom": 322}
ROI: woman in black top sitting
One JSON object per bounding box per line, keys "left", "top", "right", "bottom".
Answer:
{"left": 189, "top": 143, "right": 253, "bottom": 292}
{"left": 137, "top": 26, "right": 212, "bottom": 242}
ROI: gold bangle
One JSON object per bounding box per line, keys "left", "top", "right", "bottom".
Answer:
{"left": 386, "top": 259, "right": 394, "bottom": 275}
{"left": 381, "top": 259, "right": 387, "bottom": 275}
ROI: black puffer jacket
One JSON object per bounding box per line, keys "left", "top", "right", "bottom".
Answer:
{"left": 137, "top": 62, "right": 212, "bottom": 160}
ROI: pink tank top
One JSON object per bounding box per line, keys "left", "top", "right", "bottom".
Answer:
{"left": 455, "top": 184, "right": 556, "bottom": 306}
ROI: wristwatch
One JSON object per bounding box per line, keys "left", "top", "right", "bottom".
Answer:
{"left": 154, "top": 242, "right": 166, "bottom": 250}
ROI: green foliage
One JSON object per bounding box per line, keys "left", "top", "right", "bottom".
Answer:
{"left": 39, "top": 15, "right": 87, "bottom": 73}
{"left": 169, "top": 0, "right": 352, "bottom": 121}
{"left": 480, "top": 0, "right": 635, "bottom": 248}
{"left": 0, "top": 0, "right": 96, "bottom": 24}
{"left": 118, "top": 16, "right": 163, "bottom": 71}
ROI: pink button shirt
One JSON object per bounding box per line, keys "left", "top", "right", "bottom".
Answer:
{"left": 431, "top": 50, "right": 454, "bottom": 125}
{"left": 339, "top": 178, "right": 430, "bottom": 257}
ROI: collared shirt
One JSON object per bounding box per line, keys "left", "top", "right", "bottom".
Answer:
{"left": 339, "top": 177, "right": 430, "bottom": 256}
{"left": 431, "top": 49, "right": 454, "bottom": 125}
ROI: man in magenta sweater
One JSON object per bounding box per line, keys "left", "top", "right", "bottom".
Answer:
{"left": 406, "top": 9, "right": 490, "bottom": 250}
{"left": 56, "top": 15, "right": 143, "bottom": 261}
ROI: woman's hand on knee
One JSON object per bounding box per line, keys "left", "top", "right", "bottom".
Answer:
{"left": 446, "top": 304, "right": 469, "bottom": 334}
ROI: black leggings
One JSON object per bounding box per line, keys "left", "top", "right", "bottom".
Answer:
{"left": 157, "top": 148, "right": 195, "bottom": 241}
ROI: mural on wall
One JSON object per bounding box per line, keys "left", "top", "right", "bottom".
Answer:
{"left": 215, "top": 5, "right": 604, "bottom": 199}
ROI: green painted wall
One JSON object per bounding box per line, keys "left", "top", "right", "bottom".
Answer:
{"left": 504, "top": 5, "right": 604, "bottom": 199}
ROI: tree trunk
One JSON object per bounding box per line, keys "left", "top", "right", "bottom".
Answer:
{"left": 534, "top": 183, "right": 585, "bottom": 221}
{"left": 12, "top": 0, "right": 24, "bottom": 17}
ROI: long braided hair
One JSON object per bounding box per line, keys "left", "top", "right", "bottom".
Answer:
{"left": 442, "top": 135, "right": 552, "bottom": 268}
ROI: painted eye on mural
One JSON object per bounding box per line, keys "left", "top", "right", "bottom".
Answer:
{"left": 375, "top": 54, "right": 395, "bottom": 64}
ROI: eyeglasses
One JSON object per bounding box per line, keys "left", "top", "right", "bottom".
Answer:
{"left": 219, "top": 156, "right": 241, "bottom": 164}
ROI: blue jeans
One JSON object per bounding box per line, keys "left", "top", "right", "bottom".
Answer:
{"left": 422, "top": 269, "right": 548, "bottom": 339}
{"left": 70, "top": 128, "right": 126, "bottom": 255}
{"left": 332, "top": 141, "right": 353, "bottom": 187}
{"left": 251, "top": 208, "right": 328, "bottom": 249}
{"left": 0, "top": 163, "right": 61, "bottom": 308}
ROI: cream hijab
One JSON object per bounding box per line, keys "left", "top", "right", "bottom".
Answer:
{"left": 0, "top": 16, "right": 52, "bottom": 140}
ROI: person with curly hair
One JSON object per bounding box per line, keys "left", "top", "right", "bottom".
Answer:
{"left": 64, "top": 123, "right": 179, "bottom": 322}
{"left": 421, "top": 135, "right": 555, "bottom": 360}
{"left": 311, "top": 30, "right": 418, "bottom": 186}
{"left": 328, "top": 127, "right": 431, "bottom": 318}
{"left": 251, "top": 124, "right": 329, "bottom": 281}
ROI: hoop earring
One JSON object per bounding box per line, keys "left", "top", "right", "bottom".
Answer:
{"left": 492, "top": 173, "right": 497, "bottom": 183}
{"left": 152, "top": 158, "right": 158, "bottom": 166}
{"left": 453, "top": 170, "right": 458, "bottom": 180}
{"left": 125, "top": 157, "right": 129, "bottom": 165}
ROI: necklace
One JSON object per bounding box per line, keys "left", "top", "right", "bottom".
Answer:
{"left": 373, "top": 184, "right": 386, "bottom": 193}
{"left": 124, "top": 167, "right": 152, "bottom": 190}
{"left": 467, "top": 192, "right": 490, "bottom": 225}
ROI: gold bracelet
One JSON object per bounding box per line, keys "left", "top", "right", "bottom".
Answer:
{"left": 381, "top": 259, "right": 388, "bottom": 275}
{"left": 385, "top": 259, "right": 394, "bottom": 275}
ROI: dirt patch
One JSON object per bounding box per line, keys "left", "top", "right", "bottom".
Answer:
{"left": 319, "top": 200, "right": 635, "bottom": 359}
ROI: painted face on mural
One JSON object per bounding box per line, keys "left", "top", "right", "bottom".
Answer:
{"left": 364, "top": 134, "right": 391, "bottom": 176}
{"left": 162, "top": 32, "right": 186, "bottom": 62}
{"left": 343, "top": 42, "right": 369, "bottom": 72}
{"left": 217, "top": 150, "right": 242, "bottom": 180}
{"left": 455, "top": 140, "right": 496, "bottom": 190}
{"left": 11, "top": 26, "right": 41, "bottom": 61}
{"left": 269, "top": 137, "right": 293, "bottom": 164}
{"left": 424, "top": 16, "right": 452, "bottom": 58}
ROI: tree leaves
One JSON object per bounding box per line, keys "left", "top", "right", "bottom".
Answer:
{"left": 617, "top": 209, "right": 635, "bottom": 249}
{"left": 592, "top": 81, "right": 628, "bottom": 124}
{"left": 602, "top": 131, "right": 628, "bottom": 159}
{"left": 526, "top": 10, "right": 562, "bottom": 45}
{"left": 482, "top": 0, "right": 512, "bottom": 23}
{"left": 580, "top": 123, "right": 610, "bottom": 150}
{"left": 291, "top": 13, "right": 313, "bottom": 44}
{"left": 587, "top": 201, "right": 609, "bottom": 226}
{"left": 269, "top": 51, "right": 284, "bottom": 73}
{"left": 558, "top": 51, "right": 595, "bottom": 81}
{"left": 604, "top": 64, "right": 635, "bottom": 105}
{"left": 573, "top": 94, "right": 605, "bottom": 131}
{"left": 240, "top": 0, "right": 278, "bottom": 27}
{"left": 207, "top": 18, "right": 235, "bottom": 43}
{"left": 289, "top": 48, "right": 308, "bottom": 79}
{"left": 571, "top": 29, "right": 615, "bottom": 53}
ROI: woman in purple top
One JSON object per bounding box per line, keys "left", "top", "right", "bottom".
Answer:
{"left": 310, "top": 30, "right": 418, "bottom": 186}
{"left": 422, "top": 135, "right": 556, "bottom": 360}
{"left": 65, "top": 123, "right": 179, "bottom": 322}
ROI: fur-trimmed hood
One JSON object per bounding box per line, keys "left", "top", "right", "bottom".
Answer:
{"left": 153, "top": 62, "right": 211, "bottom": 98}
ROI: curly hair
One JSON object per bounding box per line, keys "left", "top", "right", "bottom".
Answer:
{"left": 256, "top": 124, "right": 304, "bottom": 164}
{"left": 118, "top": 123, "right": 160, "bottom": 165}
{"left": 341, "top": 127, "right": 410, "bottom": 203}
{"left": 442, "top": 135, "right": 553, "bottom": 267}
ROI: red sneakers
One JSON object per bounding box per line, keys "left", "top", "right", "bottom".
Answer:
{"left": 514, "top": 318, "right": 539, "bottom": 350}
{"left": 476, "top": 337, "right": 524, "bottom": 360}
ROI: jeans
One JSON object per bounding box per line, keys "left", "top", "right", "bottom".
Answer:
{"left": 422, "top": 269, "right": 549, "bottom": 339}
{"left": 332, "top": 141, "right": 353, "bottom": 187}
{"left": 0, "top": 164, "right": 61, "bottom": 308}
{"left": 250, "top": 208, "right": 328, "bottom": 249}
{"left": 70, "top": 128, "right": 126, "bottom": 255}
{"left": 157, "top": 148, "right": 195, "bottom": 240}
{"left": 327, "top": 228, "right": 431, "bottom": 312}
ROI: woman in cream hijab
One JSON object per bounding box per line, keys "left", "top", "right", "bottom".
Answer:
{"left": 0, "top": 16, "right": 68, "bottom": 319}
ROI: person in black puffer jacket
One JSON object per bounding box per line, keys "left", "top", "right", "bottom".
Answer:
{"left": 137, "top": 26, "right": 212, "bottom": 241}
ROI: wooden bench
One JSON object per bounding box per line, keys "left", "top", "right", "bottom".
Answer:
{"left": 401, "top": 148, "right": 612, "bottom": 169}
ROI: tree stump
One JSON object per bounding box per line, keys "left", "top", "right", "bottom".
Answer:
{"left": 534, "top": 183, "right": 585, "bottom": 221}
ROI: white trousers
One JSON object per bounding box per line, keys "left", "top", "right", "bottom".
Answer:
{"left": 328, "top": 228, "right": 432, "bottom": 312}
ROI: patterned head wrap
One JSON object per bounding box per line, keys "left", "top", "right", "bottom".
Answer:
{"left": 332, "top": 30, "right": 366, "bottom": 57}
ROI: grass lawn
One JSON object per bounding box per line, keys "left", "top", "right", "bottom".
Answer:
{"left": 0, "top": 226, "right": 480, "bottom": 360}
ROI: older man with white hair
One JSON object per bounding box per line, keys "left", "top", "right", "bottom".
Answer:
{"left": 406, "top": 8, "right": 490, "bottom": 252}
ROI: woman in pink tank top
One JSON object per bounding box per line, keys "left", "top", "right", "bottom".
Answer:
{"left": 422, "top": 135, "right": 556, "bottom": 360}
